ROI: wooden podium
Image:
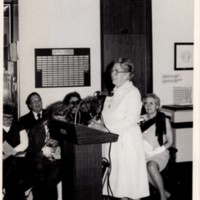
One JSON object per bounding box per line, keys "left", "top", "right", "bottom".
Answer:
{"left": 51, "top": 120, "right": 118, "bottom": 200}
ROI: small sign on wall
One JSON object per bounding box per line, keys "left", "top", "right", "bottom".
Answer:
{"left": 173, "top": 87, "right": 192, "bottom": 105}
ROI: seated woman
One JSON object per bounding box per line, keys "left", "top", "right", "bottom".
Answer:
{"left": 3, "top": 103, "right": 29, "bottom": 200}
{"left": 63, "top": 91, "right": 82, "bottom": 123}
{"left": 63, "top": 91, "right": 102, "bottom": 125}
{"left": 140, "top": 93, "right": 173, "bottom": 200}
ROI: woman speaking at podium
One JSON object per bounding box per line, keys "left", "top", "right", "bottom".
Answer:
{"left": 101, "top": 58, "right": 149, "bottom": 200}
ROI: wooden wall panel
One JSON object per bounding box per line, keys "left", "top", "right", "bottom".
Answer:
{"left": 101, "top": 0, "right": 152, "bottom": 97}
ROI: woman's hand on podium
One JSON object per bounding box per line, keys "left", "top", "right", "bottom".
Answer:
{"left": 88, "top": 120, "right": 108, "bottom": 132}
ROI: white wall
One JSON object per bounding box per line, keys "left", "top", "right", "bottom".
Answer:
{"left": 18, "top": 0, "right": 194, "bottom": 115}
{"left": 152, "top": 0, "right": 194, "bottom": 106}
{"left": 18, "top": 0, "right": 101, "bottom": 116}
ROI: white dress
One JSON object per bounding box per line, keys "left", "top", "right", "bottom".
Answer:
{"left": 102, "top": 81, "right": 149, "bottom": 199}
{"left": 142, "top": 114, "right": 170, "bottom": 172}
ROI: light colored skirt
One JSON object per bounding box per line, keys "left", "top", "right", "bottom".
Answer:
{"left": 146, "top": 150, "right": 170, "bottom": 171}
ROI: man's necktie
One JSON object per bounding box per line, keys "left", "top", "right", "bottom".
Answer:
{"left": 37, "top": 113, "right": 41, "bottom": 120}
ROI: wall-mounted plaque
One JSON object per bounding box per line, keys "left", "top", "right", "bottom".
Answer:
{"left": 35, "top": 48, "right": 90, "bottom": 88}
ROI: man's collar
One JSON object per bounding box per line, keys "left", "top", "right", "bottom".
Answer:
{"left": 3, "top": 125, "right": 10, "bottom": 132}
{"left": 32, "top": 111, "right": 43, "bottom": 120}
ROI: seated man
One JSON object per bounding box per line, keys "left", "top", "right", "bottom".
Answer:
{"left": 19, "top": 92, "right": 47, "bottom": 132}
{"left": 3, "top": 103, "right": 29, "bottom": 200}
{"left": 25, "top": 101, "right": 69, "bottom": 200}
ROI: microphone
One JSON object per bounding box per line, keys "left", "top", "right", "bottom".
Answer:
{"left": 94, "top": 91, "right": 113, "bottom": 97}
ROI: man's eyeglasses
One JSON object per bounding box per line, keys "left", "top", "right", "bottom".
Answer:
{"left": 31, "top": 99, "right": 41, "bottom": 104}
{"left": 111, "top": 69, "right": 130, "bottom": 75}
{"left": 3, "top": 114, "right": 13, "bottom": 121}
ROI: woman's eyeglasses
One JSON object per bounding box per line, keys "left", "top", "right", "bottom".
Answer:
{"left": 111, "top": 69, "right": 129, "bottom": 75}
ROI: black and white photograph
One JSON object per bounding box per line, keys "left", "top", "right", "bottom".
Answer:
{"left": 1, "top": 0, "right": 200, "bottom": 200}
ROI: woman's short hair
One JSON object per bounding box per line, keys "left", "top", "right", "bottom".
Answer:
{"left": 115, "top": 57, "right": 135, "bottom": 80}
{"left": 142, "top": 93, "right": 161, "bottom": 108}
{"left": 63, "top": 92, "right": 81, "bottom": 104}
{"left": 46, "top": 101, "right": 70, "bottom": 117}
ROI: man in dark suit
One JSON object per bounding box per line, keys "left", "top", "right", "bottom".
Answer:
{"left": 24, "top": 101, "right": 68, "bottom": 200}
{"left": 19, "top": 92, "right": 51, "bottom": 200}
{"left": 19, "top": 92, "right": 47, "bottom": 132}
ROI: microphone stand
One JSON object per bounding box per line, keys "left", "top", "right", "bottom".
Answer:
{"left": 74, "top": 100, "right": 83, "bottom": 125}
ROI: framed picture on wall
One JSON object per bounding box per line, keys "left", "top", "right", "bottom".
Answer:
{"left": 174, "top": 43, "right": 193, "bottom": 70}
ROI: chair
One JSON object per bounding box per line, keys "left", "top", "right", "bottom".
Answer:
{"left": 161, "top": 147, "right": 178, "bottom": 196}
{"left": 142, "top": 147, "right": 178, "bottom": 200}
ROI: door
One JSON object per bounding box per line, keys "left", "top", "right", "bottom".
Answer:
{"left": 100, "top": 0, "right": 152, "bottom": 97}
